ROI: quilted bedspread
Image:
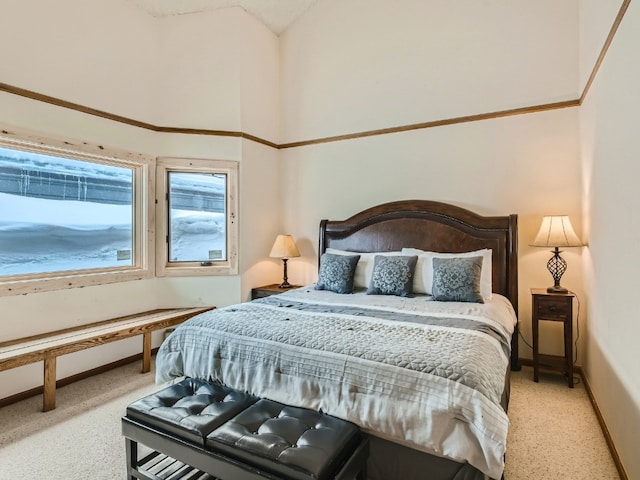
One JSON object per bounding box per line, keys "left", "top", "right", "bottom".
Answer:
{"left": 155, "top": 287, "right": 517, "bottom": 479}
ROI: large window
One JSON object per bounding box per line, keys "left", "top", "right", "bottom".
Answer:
{"left": 156, "top": 158, "right": 238, "bottom": 277}
{"left": 0, "top": 132, "right": 153, "bottom": 296}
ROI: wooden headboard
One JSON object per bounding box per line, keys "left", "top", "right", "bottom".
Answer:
{"left": 319, "top": 199, "right": 520, "bottom": 370}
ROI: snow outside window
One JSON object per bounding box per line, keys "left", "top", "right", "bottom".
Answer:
{"left": 0, "top": 147, "right": 134, "bottom": 276}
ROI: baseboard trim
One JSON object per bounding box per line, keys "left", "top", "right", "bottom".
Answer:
{"left": 0, "top": 348, "right": 159, "bottom": 409}
{"left": 517, "top": 358, "right": 628, "bottom": 480}
{"left": 579, "top": 369, "right": 629, "bottom": 480}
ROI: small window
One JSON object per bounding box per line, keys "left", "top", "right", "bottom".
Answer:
{"left": 0, "top": 131, "right": 153, "bottom": 296}
{"left": 156, "top": 158, "right": 238, "bottom": 276}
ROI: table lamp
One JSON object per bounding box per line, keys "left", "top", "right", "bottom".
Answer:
{"left": 269, "top": 234, "right": 300, "bottom": 288}
{"left": 531, "top": 215, "right": 583, "bottom": 293}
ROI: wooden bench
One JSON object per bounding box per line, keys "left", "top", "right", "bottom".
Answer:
{"left": 0, "top": 307, "right": 213, "bottom": 412}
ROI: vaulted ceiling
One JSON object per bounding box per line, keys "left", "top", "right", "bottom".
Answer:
{"left": 128, "top": 0, "right": 320, "bottom": 34}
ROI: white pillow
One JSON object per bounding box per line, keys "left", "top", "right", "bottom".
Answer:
{"left": 401, "top": 248, "right": 493, "bottom": 300}
{"left": 326, "top": 248, "right": 402, "bottom": 289}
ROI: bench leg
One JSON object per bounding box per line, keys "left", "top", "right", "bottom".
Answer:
{"left": 43, "top": 356, "right": 56, "bottom": 412}
{"left": 125, "top": 437, "right": 138, "bottom": 480}
{"left": 142, "top": 332, "right": 151, "bottom": 373}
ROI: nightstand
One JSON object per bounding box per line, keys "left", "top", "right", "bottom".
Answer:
{"left": 531, "top": 288, "right": 576, "bottom": 388}
{"left": 251, "top": 283, "right": 302, "bottom": 300}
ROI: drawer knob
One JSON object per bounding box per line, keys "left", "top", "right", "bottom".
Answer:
{"left": 549, "top": 305, "right": 557, "bottom": 311}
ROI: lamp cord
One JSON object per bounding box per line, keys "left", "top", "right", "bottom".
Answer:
{"left": 519, "top": 325, "right": 533, "bottom": 350}
{"left": 569, "top": 290, "right": 581, "bottom": 366}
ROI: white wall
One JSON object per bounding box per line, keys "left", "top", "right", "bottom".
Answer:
{"left": 156, "top": 9, "right": 242, "bottom": 130}
{"left": 578, "top": 0, "right": 624, "bottom": 90}
{"left": 237, "top": 12, "right": 282, "bottom": 141}
{"left": 281, "top": 0, "right": 579, "bottom": 143}
{"left": 580, "top": 1, "right": 640, "bottom": 477}
{"left": 0, "top": 0, "right": 159, "bottom": 124}
{"left": 280, "top": 0, "right": 584, "bottom": 362}
{"left": 0, "top": 0, "right": 281, "bottom": 399}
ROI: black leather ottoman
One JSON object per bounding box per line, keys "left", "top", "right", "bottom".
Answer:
{"left": 122, "top": 378, "right": 369, "bottom": 480}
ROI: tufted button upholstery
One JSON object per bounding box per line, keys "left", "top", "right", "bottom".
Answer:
{"left": 126, "top": 377, "right": 257, "bottom": 445}
{"left": 123, "top": 379, "right": 367, "bottom": 480}
{"left": 206, "top": 399, "right": 361, "bottom": 480}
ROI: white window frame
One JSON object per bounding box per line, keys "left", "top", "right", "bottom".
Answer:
{"left": 0, "top": 127, "right": 154, "bottom": 297}
{"left": 155, "top": 157, "right": 238, "bottom": 277}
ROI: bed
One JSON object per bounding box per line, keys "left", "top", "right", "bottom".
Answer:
{"left": 155, "top": 200, "right": 519, "bottom": 480}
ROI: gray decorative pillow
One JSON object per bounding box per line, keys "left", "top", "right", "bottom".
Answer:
{"left": 431, "top": 256, "right": 484, "bottom": 303}
{"left": 315, "top": 253, "right": 361, "bottom": 294}
{"left": 367, "top": 255, "right": 418, "bottom": 297}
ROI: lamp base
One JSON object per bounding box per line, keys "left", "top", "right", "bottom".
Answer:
{"left": 546, "top": 248, "right": 569, "bottom": 294}
{"left": 546, "top": 285, "right": 569, "bottom": 294}
{"left": 278, "top": 258, "right": 293, "bottom": 289}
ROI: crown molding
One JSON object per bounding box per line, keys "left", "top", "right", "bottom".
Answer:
{"left": 580, "top": 0, "right": 631, "bottom": 105}
{"left": 279, "top": 100, "right": 580, "bottom": 149}
{"left": 0, "top": 81, "right": 580, "bottom": 150}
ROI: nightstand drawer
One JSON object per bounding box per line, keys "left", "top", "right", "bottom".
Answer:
{"left": 251, "top": 284, "right": 302, "bottom": 300}
{"left": 536, "top": 296, "right": 571, "bottom": 320}
{"left": 252, "top": 289, "right": 278, "bottom": 299}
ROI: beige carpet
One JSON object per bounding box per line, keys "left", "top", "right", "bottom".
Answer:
{"left": 0, "top": 362, "right": 620, "bottom": 479}
{"left": 504, "top": 367, "right": 620, "bottom": 479}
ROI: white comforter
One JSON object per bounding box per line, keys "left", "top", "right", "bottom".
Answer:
{"left": 155, "top": 287, "right": 517, "bottom": 479}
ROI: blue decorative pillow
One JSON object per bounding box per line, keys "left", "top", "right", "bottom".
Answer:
{"left": 315, "top": 253, "right": 361, "bottom": 294}
{"left": 367, "top": 255, "right": 418, "bottom": 297}
{"left": 431, "top": 256, "right": 484, "bottom": 303}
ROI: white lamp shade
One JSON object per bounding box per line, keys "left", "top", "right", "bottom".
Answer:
{"left": 269, "top": 235, "right": 300, "bottom": 259}
{"left": 531, "top": 215, "right": 583, "bottom": 248}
